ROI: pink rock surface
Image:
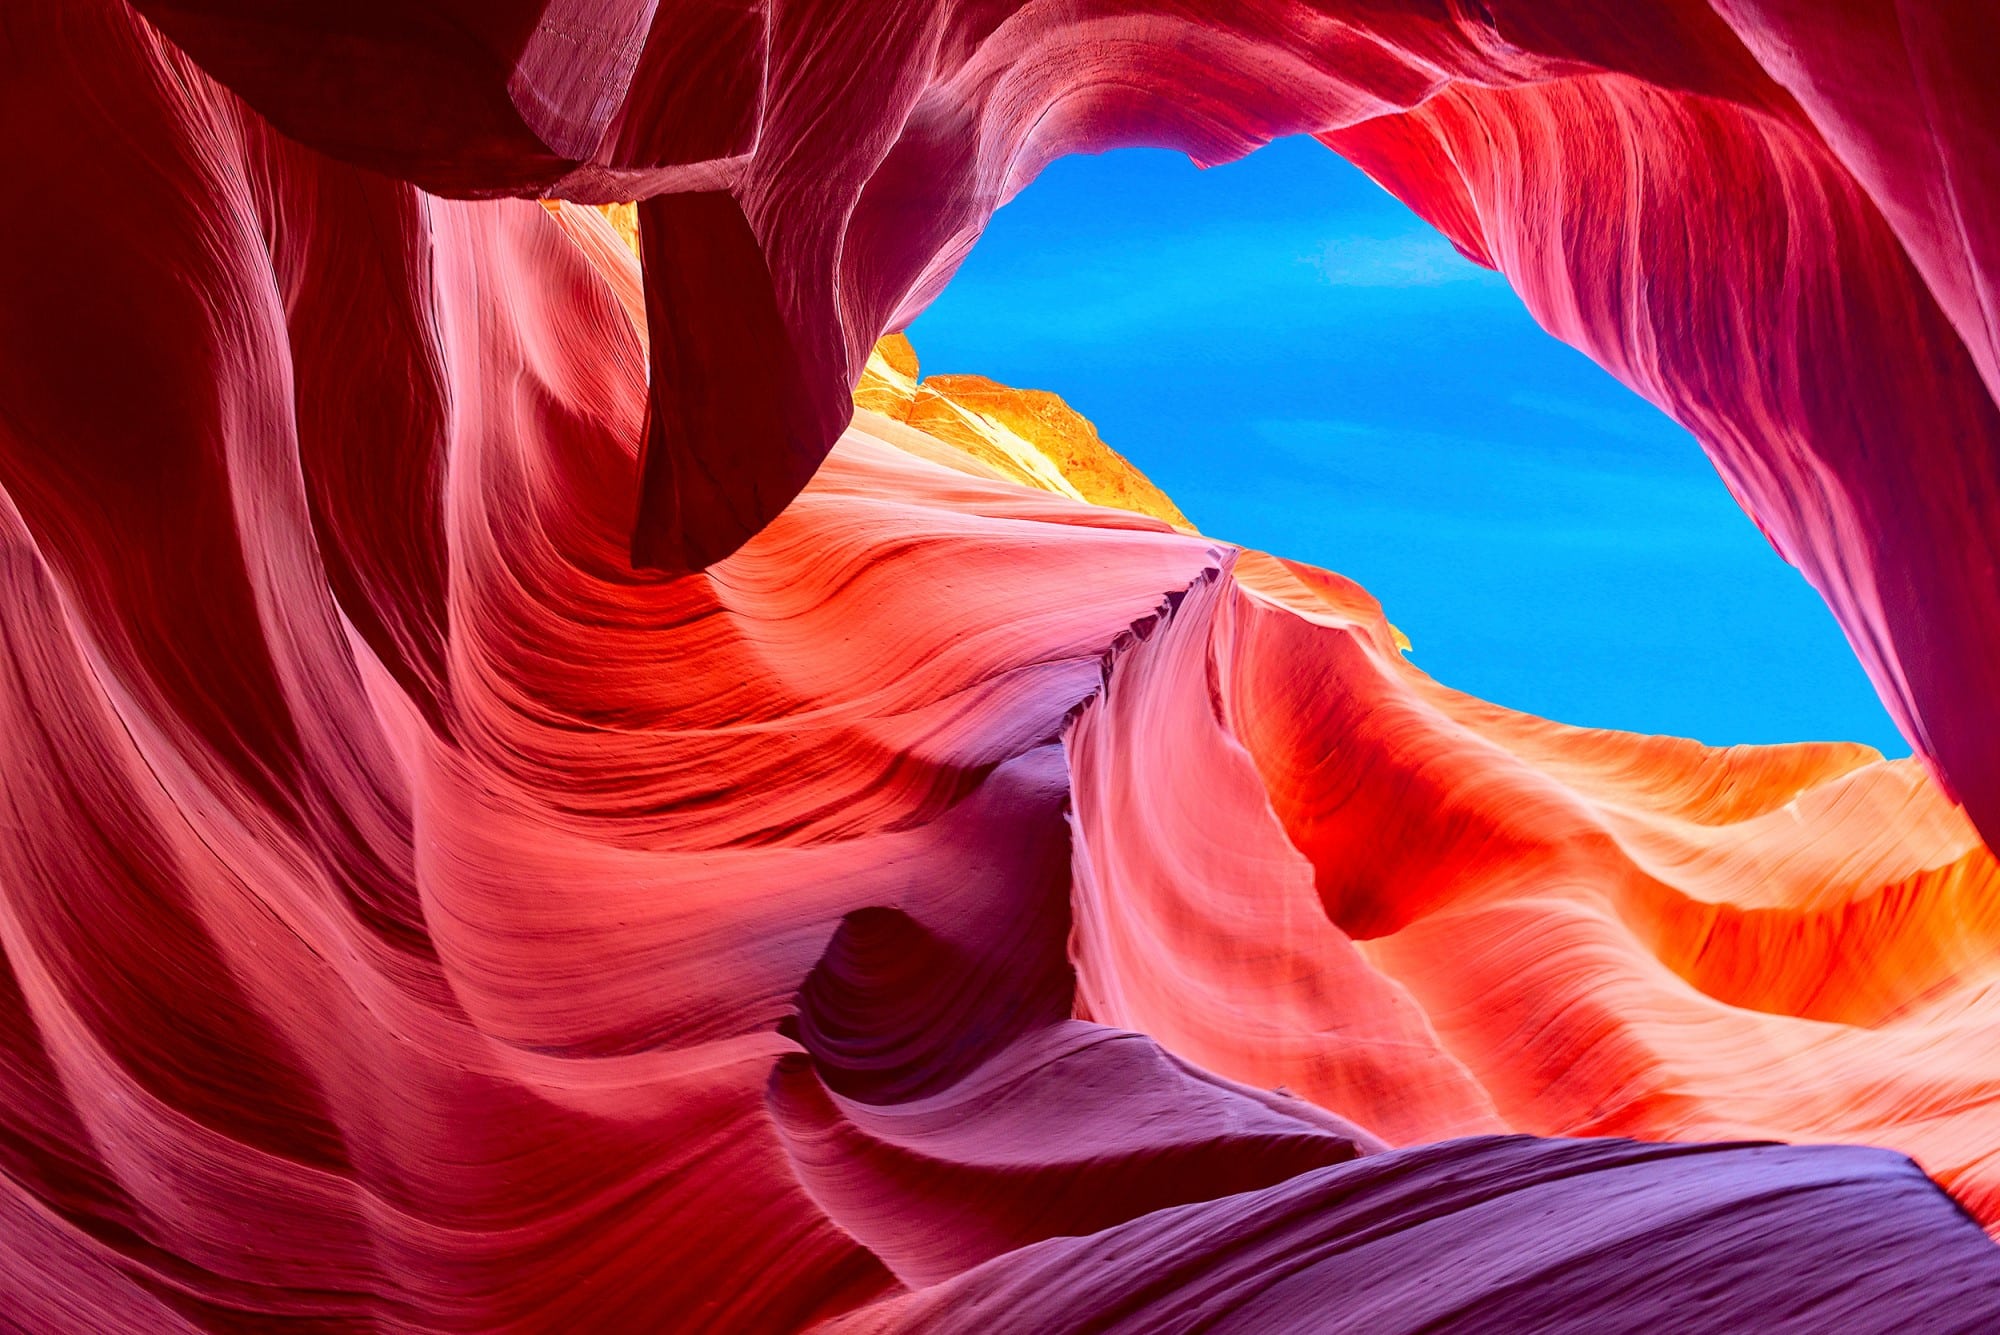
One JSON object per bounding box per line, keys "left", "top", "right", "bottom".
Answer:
{"left": 128, "top": 0, "right": 2000, "bottom": 845}
{"left": 5, "top": 2, "right": 2000, "bottom": 1330}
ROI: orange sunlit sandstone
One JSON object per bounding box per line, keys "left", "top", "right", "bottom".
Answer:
{"left": 853, "top": 334, "right": 1194, "bottom": 531}
{"left": 5, "top": 0, "right": 2000, "bottom": 1329}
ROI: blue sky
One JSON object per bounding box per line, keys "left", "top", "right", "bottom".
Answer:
{"left": 907, "top": 135, "right": 1906, "bottom": 753}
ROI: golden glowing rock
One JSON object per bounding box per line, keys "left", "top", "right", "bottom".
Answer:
{"left": 541, "top": 200, "right": 641, "bottom": 257}
{"left": 855, "top": 335, "right": 1194, "bottom": 532}
{"left": 528, "top": 222, "right": 1189, "bottom": 535}
{"left": 592, "top": 201, "right": 640, "bottom": 256}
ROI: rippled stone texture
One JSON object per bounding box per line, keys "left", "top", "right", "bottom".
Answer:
{"left": 130, "top": 0, "right": 2000, "bottom": 848}
{"left": 5, "top": 1, "right": 2000, "bottom": 1330}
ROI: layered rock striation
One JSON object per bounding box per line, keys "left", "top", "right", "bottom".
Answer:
{"left": 5, "top": 1, "right": 2000, "bottom": 1330}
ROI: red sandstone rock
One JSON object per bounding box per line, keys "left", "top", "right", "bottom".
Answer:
{"left": 5, "top": 2, "right": 2000, "bottom": 1329}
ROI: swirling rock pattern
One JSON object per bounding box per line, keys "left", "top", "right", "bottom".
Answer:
{"left": 827, "top": 1138, "right": 2000, "bottom": 1335}
{"left": 1070, "top": 548, "right": 2000, "bottom": 1224}
{"left": 127, "top": 0, "right": 2000, "bottom": 849}
{"left": 3, "top": 0, "right": 2000, "bottom": 1330}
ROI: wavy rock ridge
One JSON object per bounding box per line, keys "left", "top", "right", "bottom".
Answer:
{"left": 4, "top": 1, "right": 2000, "bottom": 1330}
{"left": 125, "top": 0, "right": 2000, "bottom": 852}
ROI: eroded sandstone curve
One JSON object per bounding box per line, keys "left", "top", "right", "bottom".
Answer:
{"left": 125, "top": 0, "right": 2000, "bottom": 847}
{"left": 6, "top": 3, "right": 2000, "bottom": 1330}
